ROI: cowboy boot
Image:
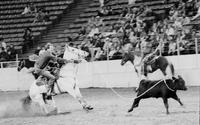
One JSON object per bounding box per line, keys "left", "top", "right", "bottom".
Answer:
{"left": 47, "top": 79, "right": 56, "bottom": 96}
{"left": 50, "top": 83, "right": 56, "bottom": 96}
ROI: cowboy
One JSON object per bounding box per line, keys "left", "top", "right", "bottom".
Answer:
{"left": 34, "top": 44, "right": 79, "bottom": 95}
{"left": 140, "top": 36, "right": 161, "bottom": 74}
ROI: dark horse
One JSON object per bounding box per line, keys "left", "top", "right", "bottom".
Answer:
{"left": 121, "top": 52, "right": 175, "bottom": 78}
{"left": 17, "top": 58, "right": 39, "bottom": 79}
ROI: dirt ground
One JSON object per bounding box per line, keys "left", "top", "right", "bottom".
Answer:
{"left": 0, "top": 87, "right": 199, "bottom": 125}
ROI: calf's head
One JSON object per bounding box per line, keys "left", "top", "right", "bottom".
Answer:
{"left": 173, "top": 75, "right": 187, "bottom": 91}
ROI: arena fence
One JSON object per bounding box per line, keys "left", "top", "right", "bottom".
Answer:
{"left": 0, "top": 54, "right": 19, "bottom": 68}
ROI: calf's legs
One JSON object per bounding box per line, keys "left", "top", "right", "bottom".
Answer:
{"left": 171, "top": 94, "right": 184, "bottom": 106}
{"left": 162, "top": 97, "right": 169, "bottom": 114}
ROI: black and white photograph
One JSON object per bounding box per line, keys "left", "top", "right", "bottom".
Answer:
{"left": 0, "top": 0, "right": 199, "bottom": 124}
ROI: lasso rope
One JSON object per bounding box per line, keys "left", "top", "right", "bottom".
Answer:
{"left": 109, "top": 79, "right": 175, "bottom": 100}
{"left": 163, "top": 79, "right": 175, "bottom": 91}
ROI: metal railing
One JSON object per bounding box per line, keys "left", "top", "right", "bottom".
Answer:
{"left": 0, "top": 54, "right": 19, "bottom": 68}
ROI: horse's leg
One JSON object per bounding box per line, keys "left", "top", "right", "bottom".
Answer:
{"left": 59, "top": 77, "right": 93, "bottom": 110}
{"left": 47, "top": 96, "right": 58, "bottom": 115}
{"left": 72, "top": 79, "right": 93, "bottom": 111}
{"left": 35, "top": 94, "right": 49, "bottom": 115}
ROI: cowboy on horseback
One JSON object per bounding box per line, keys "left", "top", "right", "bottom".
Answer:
{"left": 139, "top": 36, "right": 161, "bottom": 76}
{"left": 33, "top": 43, "right": 80, "bottom": 96}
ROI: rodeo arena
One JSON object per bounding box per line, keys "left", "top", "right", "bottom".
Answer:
{"left": 0, "top": 0, "right": 200, "bottom": 124}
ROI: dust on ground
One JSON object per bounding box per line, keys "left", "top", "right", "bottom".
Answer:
{"left": 0, "top": 87, "right": 199, "bottom": 125}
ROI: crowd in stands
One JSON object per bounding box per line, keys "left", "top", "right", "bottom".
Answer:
{"left": 21, "top": 2, "right": 50, "bottom": 24}
{"left": 0, "top": 2, "right": 51, "bottom": 62}
{"left": 0, "top": 38, "right": 16, "bottom": 62}
{"left": 1, "top": 0, "right": 200, "bottom": 63}
{"left": 71, "top": 0, "right": 200, "bottom": 61}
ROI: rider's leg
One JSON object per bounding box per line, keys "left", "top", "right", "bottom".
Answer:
{"left": 40, "top": 70, "right": 56, "bottom": 95}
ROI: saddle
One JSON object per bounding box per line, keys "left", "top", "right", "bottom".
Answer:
{"left": 143, "top": 55, "right": 159, "bottom": 72}
{"left": 36, "top": 76, "right": 48, "bottom": 86}
{"left": 144, "top": 54, "right": 159, "bottom": 65}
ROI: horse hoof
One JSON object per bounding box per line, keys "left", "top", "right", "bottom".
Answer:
{"left": 51, "top": 108, "right": 58, "bottom": 115}
{"left": 83, "top": 105, "right": 93, "bottom": 111}
{"left": 46, "top": 108, "right": 58, "bottom": 116}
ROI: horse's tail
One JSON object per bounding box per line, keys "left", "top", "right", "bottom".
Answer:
{"left": 169, "top": 63, "right": 175, "bottom": 77}
{"left": 21, "top": 95, "right": 32, "bottom": 111}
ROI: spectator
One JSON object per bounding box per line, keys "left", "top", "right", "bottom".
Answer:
{"left": 191, "top": 2, "right": 200, "bottom": 20}
{"left": 95, "top": 16, "right": 104, "bottom": 28}
{"left": 29, "top": 2, "right": 35, "bottom": 11}
{"left": 97, "top": 6, "right": 109, "bottom": 17}
{"left": 1, "top": 41, "right": 7, "bottom": 51}
{"left": 128, "top": 0, "right": 136, "bottom": 5}
{"left": 0, "top": 47, "right": 9, "bottom": 62}
{"left": 168, "top": 37, "right": 177, "bottom": 55}
{"left": 33, "top": 10, "right": 44, "bottom": 23}
{"left": 79, "top": 26, "right": 87, "bottom": 36}
{"left": 185, "top": 0, "right": 197, "bottom": 17}
{"left": 121, "top": 7, "right": 128, "bottom": 17}
{"left": 6, "top": 45, "right": 16, "bottom": 60}
{"left": 22, "top": 28, "right": 33, "bottom": 52}
{"left": 88, "top": 24, "right": 99, "bottom": 37}
{"left": 182, "top": 14, "right": 191, "bottom": 24}
{"left": 34, "top": 46, "right": 41, "bottom": 55}
{"left": 43, "top": 11, "right": 50, "bottom": 22}
{"left": 39, "top": 47, "right": 46, "bottom": 56}
{"left": 99, "top": 0, "right": 104, "bottom": 7}
{"left": 21, "top": 4, "right": 31, "bottom": 15}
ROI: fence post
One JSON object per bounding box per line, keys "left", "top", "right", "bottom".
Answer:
{"left": 176, "top": 35, "right": 180, "bottom": 55}
{"left": 106, "top": 47, "right": 109, "bottom": 61}
{"left": 195, "top": 38, "right": 198, "bottom": 54}
{"left": 0, "top": 62, "right": 3, "bottom": 68}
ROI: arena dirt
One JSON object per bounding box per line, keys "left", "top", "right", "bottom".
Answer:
{"left": 0, "top": 87, "right": 199, "bottom": 125}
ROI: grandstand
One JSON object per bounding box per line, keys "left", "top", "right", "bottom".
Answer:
{"left": 0, "top": 0, "right": 199, "bottom": 59}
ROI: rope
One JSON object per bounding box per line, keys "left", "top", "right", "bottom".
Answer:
{"left": 134, "top": 79, "right": 163, "bottom": 99}
{"left": 163, "top": 79, "right": 175, "bottom": 91}
{"left": 110, "top": 79, "right": 175, "bottom": 101}
{"left": 109, "top": 79, "right": 163, "bottom": 100}
{"left": 110, "top": 88, "right": 133, "bottom": 100}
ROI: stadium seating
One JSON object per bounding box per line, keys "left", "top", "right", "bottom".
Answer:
{"left": 1, "top": 0, "right": 199, "bottom": 57}
{"left": 0, "top": 0, "right": 74, "bottom": 51}
{"left": 52, "top": 0, "right": 180, "bottom": 44}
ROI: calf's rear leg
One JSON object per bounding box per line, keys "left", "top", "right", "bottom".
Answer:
{"left": 128, "top": 98, "right": 141, "bottom": 113}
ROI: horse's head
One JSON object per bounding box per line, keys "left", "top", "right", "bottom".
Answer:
{"left": 63, "top": 44, "right": 88, "bottom": 61}
{"left": 121, "top": 52, "right": 135, "bottom": 66}
{"left": 172, "top": 75, "right": 187, "bottom": 91}
{"left": 17, "top": 59, "right": 25, "bottom": 71}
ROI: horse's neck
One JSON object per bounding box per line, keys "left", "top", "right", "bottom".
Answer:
{"left": 63, "top": 52, "right": 79, "bottom": 60}
{"left": 134, "top": 55, "right": 142, "bottom": 65}
{"left": 26, "top": 60, "right": 35, "bottom": 68}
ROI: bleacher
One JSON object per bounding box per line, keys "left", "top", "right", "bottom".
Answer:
{"left": 0, "top": 0, "right": 74, "bottom": 52}
{"left": 53, "top": 0, "right": 181, "bottom": 44}
{"left": 0, "top": 0, "right": 199, "bottom": 57}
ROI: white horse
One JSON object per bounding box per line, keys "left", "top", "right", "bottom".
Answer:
{"left": 22, "top": 44, "right": 93, "bottom": 115}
